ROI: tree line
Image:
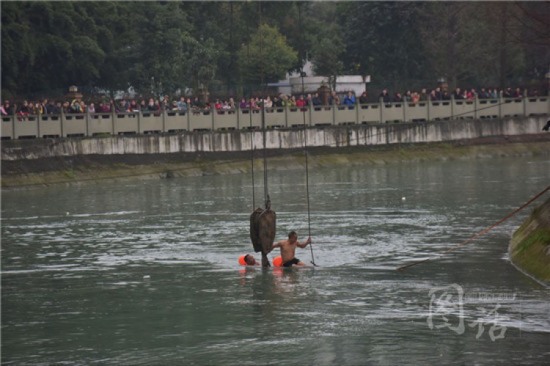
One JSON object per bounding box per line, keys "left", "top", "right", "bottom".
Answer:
{"left": 2, "top": 1, "right": 548, "bottom": 100}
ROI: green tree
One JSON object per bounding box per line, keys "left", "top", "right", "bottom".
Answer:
{"left": 184, "top": 2, "right": 235, "bottom": 93}
{"left": 339, "top": 2, "right": 428, "bottom": 90}
{"left": 1, "top": 2, "right": 117, "bottom": 97}
{"left": 184, "top": 37, "right": 219, "bottom": 97}
{"left": 238, "top": 23, "right": 298, "bottom": 89}
{"left": 306, "top": 2, "right": 345, "bottom": 88}
{"left": 513, "top": 2, "right": 550, "bottom": 93}
{"left": 2, "top": 1, "right": 547, "bottom": 99}
{"left": 128, "top": 2, "right": 191, "bottom": 95}
{"left": 418, "top": 2, "right": 527, "bottom": 89}
{"left": 1, "top": 2, "right": 33, "bottom": 97}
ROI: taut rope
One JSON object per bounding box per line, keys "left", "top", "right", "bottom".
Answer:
{"left": 302, "top": 102, "right": 316, "bottom": 266}
{"left": 397, "top": 185, "right": 550, "bottom": 271}
{"left": 250, "top": 107, "right": 256, "bottom": 210}
{"left": 262, "top": 107, "right": 269, "bottom": 207}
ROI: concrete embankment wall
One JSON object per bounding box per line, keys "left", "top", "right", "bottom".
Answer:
{"left": 509, "top": 196, "right": 550, "bottom": 286}
{"left": 1, "top": 116, "right": 547, "bottom": 161}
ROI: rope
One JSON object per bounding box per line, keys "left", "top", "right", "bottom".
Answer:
{"left": 397, "top": 185, "right": 550, "bottom": 272}
{"left": 302, "top": 100, "right": 316, "bottom": 266}
{"left": 250, "top": 108, "right": 256, "bottom": 210}
{"left": 262, "top": 107, "right": 269, "bottom": 206}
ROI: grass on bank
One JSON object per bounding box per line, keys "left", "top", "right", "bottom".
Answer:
{"left": 510, "top": 200, "right": 550, "bottom": 284}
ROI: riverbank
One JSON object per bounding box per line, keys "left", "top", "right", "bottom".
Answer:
{"left": 2, "top": 134, "right": 549, "bottom": 189}
{"left": 509, "top": 196, "right": 550, "bottom": 286}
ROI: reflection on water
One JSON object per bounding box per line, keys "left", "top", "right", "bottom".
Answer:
{"left": 2, "top": 156, "right": 550, "bottom": 365}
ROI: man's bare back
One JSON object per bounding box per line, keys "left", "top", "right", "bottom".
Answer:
{"left": 271, "top": 231, "right": 311, "bottom": 266}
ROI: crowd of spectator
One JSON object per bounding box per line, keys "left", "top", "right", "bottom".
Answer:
{"left": 376, "top": 86, "right": 536, "bottom": 104}
{"left": 1, "top": 86, "right": 542, "bottom": 118}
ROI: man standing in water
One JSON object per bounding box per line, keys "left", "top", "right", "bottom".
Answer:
{"left": 271, "top": 231, "right": 312, "bottom": 267}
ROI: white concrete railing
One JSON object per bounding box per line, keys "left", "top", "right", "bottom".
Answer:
{"left": 1, "top": 96, "right": 548, "bottom": 140}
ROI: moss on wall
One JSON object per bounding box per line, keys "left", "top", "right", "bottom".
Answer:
{"left": 509, "top": 197, "right": 550, "bottom": 285}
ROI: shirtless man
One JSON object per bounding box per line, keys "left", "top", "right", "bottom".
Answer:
{"left": 271, "top": 231, "right": 312, "bottom": 267}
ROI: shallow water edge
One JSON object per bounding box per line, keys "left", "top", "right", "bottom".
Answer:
{"left": 2, "top": 134, "right": 549, "bottom": 189}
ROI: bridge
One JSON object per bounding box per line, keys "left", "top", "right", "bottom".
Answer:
{"left": 2, "top": 97, "right": 548, "bottom": 140}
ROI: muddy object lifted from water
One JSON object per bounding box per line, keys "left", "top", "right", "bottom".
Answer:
{"left": 250, "top": 206, "right": 276, "bottom": 267}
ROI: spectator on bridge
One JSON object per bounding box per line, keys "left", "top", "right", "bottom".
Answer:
{"left": 170, "top": 100, "right": 179, "bottom": 111}
{"left": 502, "top": 87, "right": 512, "bottom": 98}
{"left": 419, "top": 89, "right": 428, "bottom": 102}
{"left": 393, "top": 92, "right": 403, "bottom": 103}
{"left": 44, "top": 99, "right": 56, "bottom": 114}
{"left": 478, "top": 88, "right": 488, "bottom": 99}
{"left": 32, "top": 101, "right": 43, "bottom": 114}
{"left": 227, "top": 97, "right": 236, "bottom": 112}
{"left": 312, "top": 92, "right": 322, "bottom": 107}
{"left": 70, "top": 99, "right": 84, "bottom": 113}
{"left": 239, "top": 97, "right": 249, "bottom": 110}
{"left": 39, "top": 99, "right": 48, "bottom": 114}
{"left": 98, "top": 101, "right": 110, "bottom": 113}
{"left": 87, "top": 102, "right": 96, "bottom": 113}
{"left": 1, "top": 100, "right": 11, "bottom": 115}
{"left": 222, "top": 100, "right": 233, "bottom": 111}
{"left": 278, "top": 95, "right": 286, "bottom": 107}
{"left": 435, "top": 87, "right": 448, "bottom": 100}
{"left": 176, "top": 96, "right": 187, "bottom": 113}
{"left": 52, "top": 101, "right": 62, "bottom": 114}
{"left": 129, "top": 99, "right": 140, "bottom": 112}
{"left": 161, "top": 95, "right": 170, "bottom": 111}
{"left": 343, "top": 91, "right": 356, "bottom": 107}
{"left": 306, "top": 93, "right": 313, "bottom": 106}
{"left": 296, "top": 94, "right": 307, "bottom": 109}
{"left": 328, "top": 91, "right": 340, "bottom": 106}
{"left": 379, "top": 89, "right": 390, "bottom": 103}
{"left": 453, "top": 88, "right": 463, "bottom": 100}
{"left": 513, "top": 87, "right": 523, "bottom": 99}
{"left": 117, "top": 99, "right": 130, "bottom": 113}
{"left": 264, "top": 96, "right": 273, "bottom": 108}
{"left": 18, "top": 100, "right": 31, "bottom": 118}
{"left": 252, "top": 97, "right": 262, "bottom": 110}
{"left": 358, "top": 91, "right": 368, "bottom": 104}
{"left": 191, "top": 97, "right": 203, "bottom": 111}
{"left": 214, "top": 99, "right": 223, "bottom": 111}
{"left": 140, "top": 99, "right": 149, "bottom": 111}
{"left": 146, "top": 98, "right": 156, "bottom": 112}
{"left": 156, "top": 99, "right": 164, "bottom": 114}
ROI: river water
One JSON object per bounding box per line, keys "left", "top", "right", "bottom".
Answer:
{"left": 2, "top": 155, "right": 549, "bottom": 365}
